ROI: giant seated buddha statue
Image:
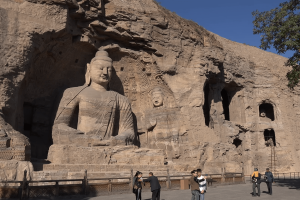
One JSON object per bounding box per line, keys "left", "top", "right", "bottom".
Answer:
{"left": 48, "top": 51, "right": 164, "bottom": 165}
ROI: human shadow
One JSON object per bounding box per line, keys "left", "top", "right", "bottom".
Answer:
{"left": 144, "top": 199, "right": 166, "bottom": 200}
{"left": 275, "top": 179, "right": 300, "bottom": 190}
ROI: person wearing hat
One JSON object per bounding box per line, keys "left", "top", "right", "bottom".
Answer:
{"left": 264, "top": 168, "right": 274, "bottom": 195}
{"left": 251, "top": 168, "right": 261, "bottom": 197}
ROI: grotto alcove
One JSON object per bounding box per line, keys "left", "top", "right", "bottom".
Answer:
{"left": 264, "top": 129, "right": 276, "bottom": 146}
{"left": 221, "top": 81, "right": 243, "bottom": 122}
{"left": 20, "top": 33, "right": 133, "bottom": 159}
{"left": 221, "top": 88, "right": 230, "bottom": 121}
{"left": 259, "top": 102, "right": 275, "bottom": 121}
{"left": 20, "top": 32, "right": 97, "bottom": 159}
{"left": 203, "top": 82, "right": 212, "bottom": 127}
{"left": 232, "top": 138, "right": 242, "bottom": 148}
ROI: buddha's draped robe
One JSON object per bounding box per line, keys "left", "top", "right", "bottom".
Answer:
{"left": 52, "top": 86, "right": 135, "bottom": 145}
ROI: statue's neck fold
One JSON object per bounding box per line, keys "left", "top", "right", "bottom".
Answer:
{"left": 90, "top": 82, "right": 108, "bottom": 92}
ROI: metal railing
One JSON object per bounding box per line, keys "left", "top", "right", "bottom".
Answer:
{"left": 247, "top": 172, "right": 300, "bottom": 182}
{"left": 0, "top": 170, "right": 245, "bottom": 199}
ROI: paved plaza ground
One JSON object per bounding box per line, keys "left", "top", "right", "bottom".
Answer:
{"left": 71, "top": 180, "right": 300, "bottom": 200}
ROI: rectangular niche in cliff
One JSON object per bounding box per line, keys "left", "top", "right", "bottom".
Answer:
{"left": 264, "top": 129, "right": 276, "bottom": 146}
{"left": 203, "top": 83, "right": 211, "bottom": 126}
{"left": 221, "top": 89, "right": 230, "bottom": 121}
{"left": 259, "top": 102, "right": 275, "bottom": 121}
{"left": 23, "top": 102, "right": 34, "bottom": 136}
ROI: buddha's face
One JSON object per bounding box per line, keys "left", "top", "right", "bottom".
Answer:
{"left": 90, "top": 60, "right": 112, "bottom": 86}
{"left": 152, "top": 92, "right": 164, "bottom": 107}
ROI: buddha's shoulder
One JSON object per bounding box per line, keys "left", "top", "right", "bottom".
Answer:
{"left": 108, "top": 91, "right": 130, "bottom": 101}
{"left": 62, "top": 86, "right": 87, "bottom": 97}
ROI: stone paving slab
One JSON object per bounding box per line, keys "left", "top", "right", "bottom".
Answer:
{"left": 12, "top": 180, "right": 299, "bottom": 200}
{"left": 65, "top": 180, "right": 300, "bottom": 200}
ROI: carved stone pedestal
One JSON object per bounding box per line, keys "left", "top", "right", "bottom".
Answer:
{"left": 48, "top": 144, "right": 165, "bottom": 165}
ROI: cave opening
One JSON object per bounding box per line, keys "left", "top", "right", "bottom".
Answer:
{"left": 233, "top": 138, "right": 242, "bottom": 148}
{"left": 203, "top": 83, "right": 211, "bottom": 126}
{"left": 259, "top": 103, "right": 275, "bottom": 121}
{"left": 221, "top": 89, "right": 230, "bottom": 121}
{"left": 23, "top": 102, "right": 34, "bottom": 136}
{"left": 264, "top": 129, "right": 276, "bottom": 146}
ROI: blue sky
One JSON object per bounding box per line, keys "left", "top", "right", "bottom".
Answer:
{"left": 158, "top": 0, "right": 294, "bottom": 58}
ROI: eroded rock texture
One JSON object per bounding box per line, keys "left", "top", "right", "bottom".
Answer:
{"left": 1, "top": 0, "right": 300, "bottom": 175}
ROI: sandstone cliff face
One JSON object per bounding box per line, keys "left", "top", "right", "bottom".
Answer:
{"left": 0, "top": 0, "right": 299, "bottom": 175}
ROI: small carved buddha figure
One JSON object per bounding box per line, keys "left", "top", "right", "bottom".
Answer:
{"left": 144, "top": 87, "right": 180, "bottom": 145}
{"left": 143, "top": 87, "right": 181, "bottom": 162}
{"left": 52, "top": 50, "right": 135, "bottom": 147}
{"left": 260, "top": 109, "right": 266, "bottom": 117}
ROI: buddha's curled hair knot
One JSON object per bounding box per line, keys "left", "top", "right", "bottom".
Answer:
{"left": 91, "top": 50, "right": 112, "bottom": 63}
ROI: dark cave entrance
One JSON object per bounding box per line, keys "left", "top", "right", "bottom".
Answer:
{"left": 264, "top": 129, "right": 276, "bottom": 146}
{"left": 221, "top": 89, "right": 230, "bottom": 121}
{"left": 259, "top": 103, "right": 275, "bottom": 121}
{"left": 23, "top": 102, "right": 34, "bottom": 137}
{"left": 233, "top": 138, "right": 242, "bottom": 148}
{"left": 203, "top": 83, "right": 211, "bottom": 126}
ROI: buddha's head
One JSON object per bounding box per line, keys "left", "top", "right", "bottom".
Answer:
{"left": 86, "top": 50, "right": 113, "bottom": 88}
{"left": 151, "top": 87, "right": 165, "bottom": 107}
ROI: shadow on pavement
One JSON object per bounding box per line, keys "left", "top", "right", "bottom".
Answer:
{"left": 275, "top": 179, "right": 300, "bottom": 190}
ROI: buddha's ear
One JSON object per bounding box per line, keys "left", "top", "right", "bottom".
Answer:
{"left": 85, "top": 63, "right": 91, "bottom": 86}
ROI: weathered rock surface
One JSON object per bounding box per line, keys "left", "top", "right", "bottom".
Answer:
{"left": 0, "top": 160, "right": 33, "bottom": 181}
{"left": 0, "top": 0, "right": 300, "bottom": 176}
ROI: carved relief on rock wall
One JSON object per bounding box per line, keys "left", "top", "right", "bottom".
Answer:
{"left": 108, "top": 51, "right": 182, "bottom": 160}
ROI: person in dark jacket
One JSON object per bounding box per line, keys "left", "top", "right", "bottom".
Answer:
{"left": 264, "top": 168, "right": 274, "bottom": 195}
{"left": 251, "top": 168, "right": 261, "bottom": 197}
{"left": 143, "top": 172, "right": 161, "bottom": 200}
{"left": 133, "top": 172, "right": 143, "bottom": 200}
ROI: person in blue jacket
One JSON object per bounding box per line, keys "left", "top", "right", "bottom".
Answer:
{"left": 265, "top": 168, "right": 274, "bottom": 195}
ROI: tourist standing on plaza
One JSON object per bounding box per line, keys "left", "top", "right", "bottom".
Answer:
{"left": 133, "top": 172, "right": 143, "bottom": 200}
{"left": 251, "top": 168, "right": 261, "bottom": 197}
{"left": 194, "top": 169, "right": 206, "bottom": 200}
{"left": 190, "top": 170, "right": 201, "bottom": 200}
{"left": 143, "top": 172, "right": 161, "bottom": 200}
{"left": 264, "top": 168, "right": 274, "bottom": 195}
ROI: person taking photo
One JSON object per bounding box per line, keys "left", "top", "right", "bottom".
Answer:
{"left": 251, "top": 168, "right": 261, "bottom": 197}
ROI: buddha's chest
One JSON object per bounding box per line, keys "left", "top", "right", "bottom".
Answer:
{"left": 78, "top": 93, "right": 117, "bottom": 119}
{"left": 79, "top": 92, "right": 117, "bottom": 109}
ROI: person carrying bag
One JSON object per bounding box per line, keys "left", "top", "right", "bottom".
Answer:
{"left": 132, "top": 172, "right": 143, "bottom": 200}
